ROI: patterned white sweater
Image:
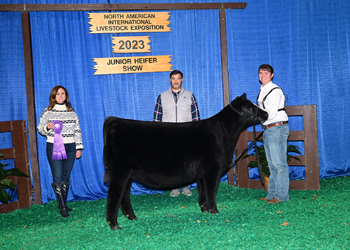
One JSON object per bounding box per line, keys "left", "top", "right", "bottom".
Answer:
{"left": 37, "top": 103, "right": 84, "bottom": 150}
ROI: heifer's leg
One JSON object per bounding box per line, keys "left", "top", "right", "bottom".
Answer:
{"left": 106, "top": 180, "right": 126, "bottom": 230}
{"left": 203, "top": 173, "right": 221, "bottom": 214}
{"left": 120, "top": 178, "right": 137, "bottom": 220}
{"left": 196, "top": 178, "right": 209, "bottom": 212}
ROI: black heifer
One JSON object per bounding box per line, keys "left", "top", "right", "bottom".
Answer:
{"left": 103, "top": 93, "right": 268, "bottom": 230}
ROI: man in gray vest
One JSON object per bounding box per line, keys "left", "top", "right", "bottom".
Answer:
{"left": 154, "top": 70, "right": 200, "bottom": 197}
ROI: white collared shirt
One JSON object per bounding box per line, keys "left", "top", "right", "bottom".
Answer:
{"left": 257, "top": 81, "right": 288, "bottom": 125}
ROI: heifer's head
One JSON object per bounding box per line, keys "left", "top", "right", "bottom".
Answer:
{"left": 230, "top": 93, "right": 268, "bottom": 123}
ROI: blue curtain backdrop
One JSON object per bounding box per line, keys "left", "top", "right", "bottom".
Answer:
{"left": 0, "top": 0, "right": 350, "bottom": 204}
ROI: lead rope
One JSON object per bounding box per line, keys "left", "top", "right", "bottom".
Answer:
{"left": 230, "top": 131, "right": 263, "bottom": 166}
{"left": 228, "top": 103, "right": 265, "bottom": 187}
{"left": 253, "top": 124, "right": 265, "bottom": 186}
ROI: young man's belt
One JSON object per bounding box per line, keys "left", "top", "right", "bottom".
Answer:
{"left": 263, "top": 121, "right": 288, "bottom": 130}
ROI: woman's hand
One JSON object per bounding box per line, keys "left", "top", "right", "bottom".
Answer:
{"left": 76, "top": 150, "right": 82, "bottom": 159}
{"left": 47, "top": 122, "right": 54, "bottom": 130}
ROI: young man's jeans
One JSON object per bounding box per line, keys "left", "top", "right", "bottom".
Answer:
{"left": 263, "top": 123, "right": 290, "bottom": 202}
{"left": 47, "top": 142, "right": 76, "bottom": 185}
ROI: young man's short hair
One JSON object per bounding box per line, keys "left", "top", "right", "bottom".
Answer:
{"left": 258, "top": 64, "right": 274, "bottom": 75}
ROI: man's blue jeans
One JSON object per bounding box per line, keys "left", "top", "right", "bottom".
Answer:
{"left": 263, "top": 123, "right": 290, "bottom": 202}
{"left": 47, "top": 142, "right": 76, "bottom": 185}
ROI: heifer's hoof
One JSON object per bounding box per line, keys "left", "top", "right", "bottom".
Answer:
{"left": 110, "top": 224, "right": 122, "bottom": 230}
{"left": 210, "top": 209, "right": 219, "bottom": 215}
{"left": 126, "top": 215, "right": 137, "bottom": 221}
{"left": 108, "top": 221, "right": 122, "bottom": 230}
{"left": 200, "top": 207, "right": 209, "bottom": 213}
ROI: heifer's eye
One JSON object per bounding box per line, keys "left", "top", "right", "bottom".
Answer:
{"left": 249, "top": 107, "right": 253, "bottom": 115}
{"left": 241, "top": 106, "right": 252, "bottom": 116}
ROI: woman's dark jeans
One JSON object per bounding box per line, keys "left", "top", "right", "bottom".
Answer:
{"left": 47, "top": 142, "right": 76, "bottom": 185}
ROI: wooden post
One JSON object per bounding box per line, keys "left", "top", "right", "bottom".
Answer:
{"left": 219, "top": 8, "right": 230, "bottom": 107}
{"left": 21, "top": 11, "right": 42, "bottom": 205}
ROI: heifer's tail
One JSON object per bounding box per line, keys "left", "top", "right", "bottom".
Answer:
{"left": 103, "top": 116, "right": 113, "bottom": 183}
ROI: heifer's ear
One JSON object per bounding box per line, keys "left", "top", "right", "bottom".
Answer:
{"left": 241, "top": 93, "right": 247, "bottom": 99}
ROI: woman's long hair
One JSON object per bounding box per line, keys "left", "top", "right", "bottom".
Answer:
{"left": 47, "top": 85, "right": 73, "bottom": 111}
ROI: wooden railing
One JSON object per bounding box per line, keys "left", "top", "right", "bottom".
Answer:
{"left": 0, "top": 120, "right": 33, "bottom": 213}
{"left": 228, "top": 105, "right": 320, "bottom": 190}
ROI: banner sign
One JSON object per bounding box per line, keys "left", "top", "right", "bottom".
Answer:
{"left": 93, "top": 56, "right": 172, "bottom": 74}
{"left": 88, "top": 12, "right": 171, "bottom": 34}
{"left": 112, "top": 36, "right": 151, "bottom": 53}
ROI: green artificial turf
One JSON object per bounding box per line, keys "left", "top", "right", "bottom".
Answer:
{"left": 1, "top": 176, "right": 349, "bottom": 249}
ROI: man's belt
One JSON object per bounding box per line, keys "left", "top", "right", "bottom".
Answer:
{"left": 263, "top": 121, "right": 287, "bottom": 130}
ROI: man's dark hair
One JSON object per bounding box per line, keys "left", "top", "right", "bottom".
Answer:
{"left": 170, "top": 70, "right": 183, "bottom": 79}
{"left": 258, "top": 64, "right": 274, "bottom": 75}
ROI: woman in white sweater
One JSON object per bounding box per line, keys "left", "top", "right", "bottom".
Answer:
{"left": 37, "top": 85, "right": 83, "bottom": 217}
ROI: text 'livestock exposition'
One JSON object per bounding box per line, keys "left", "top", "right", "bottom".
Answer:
{"left": 88, "top": 12, "right": 171, "bottom": 34}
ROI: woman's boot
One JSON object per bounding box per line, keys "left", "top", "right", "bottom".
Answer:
{"left": 61, "top": 179, "right": 72, "bottom": 212}
{"left": 52, "top": 183, "right": 70, "bottom": 217}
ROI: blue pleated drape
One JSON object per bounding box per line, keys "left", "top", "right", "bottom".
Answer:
{"left": 1, "top": 0, "right": 350, "bottom": 204}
